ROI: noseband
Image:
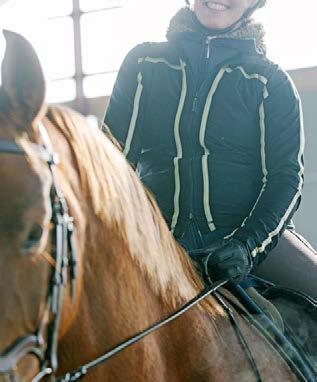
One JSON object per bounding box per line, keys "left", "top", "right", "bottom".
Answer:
{"left": 0, "top": 124, "right": 78, "bottom": 382}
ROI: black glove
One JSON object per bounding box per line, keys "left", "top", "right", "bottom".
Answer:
{"left": 203, "top": 239, "right": 253, "bottom": 285}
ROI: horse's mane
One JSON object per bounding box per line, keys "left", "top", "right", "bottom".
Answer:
{"left": 44, "top": 105, "right": 220, "bottom": 314}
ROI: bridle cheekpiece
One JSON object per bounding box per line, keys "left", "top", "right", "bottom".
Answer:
{"left": 0, "top": 123, "right": 78, "bottom": 382}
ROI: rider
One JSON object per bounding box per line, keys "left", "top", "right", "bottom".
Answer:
{"left": 103, "top": 0, "right": 317, "bottom": 298}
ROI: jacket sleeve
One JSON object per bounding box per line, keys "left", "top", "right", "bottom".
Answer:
{"left": 103, "top": 45, "right": 145, "bottom": 166}
{"left": 232, "top": 68, "right": 305, "bottom": 265}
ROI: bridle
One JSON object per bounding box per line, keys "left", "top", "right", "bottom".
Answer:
{"left": 0, "top": 123, "right": 314, "bottom": 382}
{"left": 0, "top": 123, "right": 78, "bottom": 382}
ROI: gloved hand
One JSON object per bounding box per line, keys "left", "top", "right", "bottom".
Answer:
{"left": 203, "top": 239, "right": 253, "bottom": 285}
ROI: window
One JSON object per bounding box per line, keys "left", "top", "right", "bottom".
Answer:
{"left": 43, "top": 17, "right": 75, "bottom": 80}
{"left": 0, "top": 0, "right": 76, "bottom": 102}
{"left": 81, "top": 8, "right": 127, "bottom": 74}
{"left": 79, "top": 0, "right": 184, "bottom": 97}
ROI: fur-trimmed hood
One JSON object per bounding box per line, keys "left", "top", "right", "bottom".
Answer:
{"left": 166, "top": 8, "right": 266, "bottom": 53}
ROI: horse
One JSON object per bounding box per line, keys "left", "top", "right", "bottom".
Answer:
{"left": 0, "top": 30, "right": 311, "bottom": 382}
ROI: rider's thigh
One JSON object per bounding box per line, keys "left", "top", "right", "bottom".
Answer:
{"left": 251, "top": 229, "right": 317, "bottom": 300}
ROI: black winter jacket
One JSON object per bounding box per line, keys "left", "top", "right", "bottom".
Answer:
{"left": 104, "top": 24, "right": 304, "bottom": 265}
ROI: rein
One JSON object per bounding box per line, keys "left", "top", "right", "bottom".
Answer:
{"left": 57, "top": 280, "right": 229, "bottom": 382}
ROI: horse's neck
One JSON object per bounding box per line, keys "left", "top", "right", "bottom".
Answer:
{"left": 57, "top": 232, "right": 247, "bottom": 381}
{"left": 57, "top": 235, "right": 225, "bottom": 381}
{"left": 57, "top": 224, "right": 172, "bottom": 373}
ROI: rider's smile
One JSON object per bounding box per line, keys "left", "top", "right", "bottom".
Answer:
{"left": 194, "top": 0, "right": 257, "bottom": 30}
{"left": 203, "top": 1, "right": 230, "bottom": 13}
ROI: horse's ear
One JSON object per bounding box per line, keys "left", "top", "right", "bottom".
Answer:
{"left": 0, "top": 30, "right": 46, "bottom": 130}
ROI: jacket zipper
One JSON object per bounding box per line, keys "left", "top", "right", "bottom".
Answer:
{"left": 188, "top": 36, "right": 213, "bottom": 225}
{"left": 205, "top": 35, "right": 218, "bottom": 59}
{"left": 205, "top": 37, "right": 211, "bottom": 59}
{"left": 188, "top": 90, "right": 198, "bottom": 222}
{"left": 181, "top": 38, "right": 222, "bottom": 229}
{"left": 186, "top": 38, "right": 212, "bottom": 227}
{"left": 192, "top": 95, "right": 198, "bottom": 112}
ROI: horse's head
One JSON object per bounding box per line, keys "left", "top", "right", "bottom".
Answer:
{"left": 0, "top": 30, "right": 54, "bottom": 381}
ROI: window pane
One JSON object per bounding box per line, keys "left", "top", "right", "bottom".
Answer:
{"left": 41, "top": 17, "right": 75, "bottom": 80}
{"left": 0, "top": 3, "right": 75, "bottom": 81}
{"left": 122, "top": 0, "right": 184, "bottom": 43}
{"left": 46, "top": 78, "right": 76, "bottom": 103}
{"left": 80, "top": 0, "right": 125, "bottom": 12}
{"left": 83, "top": 72, "right": 118, "bottom": 98}
{"left": 46, "top": 0, "right": 73, "bottom": 18}
{"left": 81, "top": 9, "right": 129, "bottom": 74}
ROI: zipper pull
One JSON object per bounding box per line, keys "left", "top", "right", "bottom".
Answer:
{"left": 192, "top": 96, "right": 198, "bottom": 112}
{"left": 205, "top": 37, "right": 210, "bottom": 59}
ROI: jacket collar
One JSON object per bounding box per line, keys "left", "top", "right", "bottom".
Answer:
{"left": 166, "top": 8, "right": 266, "bottom": 55}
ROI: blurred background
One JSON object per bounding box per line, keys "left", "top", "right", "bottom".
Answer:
{"left": 0, "top": 0, "right": 316, "bottom": 246}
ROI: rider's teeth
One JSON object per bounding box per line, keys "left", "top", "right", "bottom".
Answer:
{"left": 206, "top": 2, "right": 228, "bottom": 11}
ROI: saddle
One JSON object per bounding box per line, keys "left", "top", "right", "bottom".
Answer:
{"left": 256, "top": 281, "right": 317, "bottom": 375}
{"left": 188, "top": 245, "right": 317, "bottom": 376}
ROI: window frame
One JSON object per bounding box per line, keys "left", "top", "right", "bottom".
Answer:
{"left": 50, "top": 0, "right": 122, "bottom": 113}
